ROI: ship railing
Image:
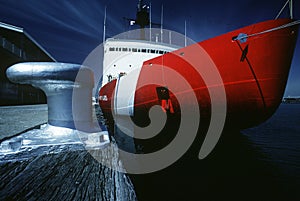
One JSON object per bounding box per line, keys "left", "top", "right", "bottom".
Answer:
{"left": 105, "top": 28, "right": 195, "bottom": 48}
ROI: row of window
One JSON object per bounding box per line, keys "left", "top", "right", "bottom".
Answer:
{"left": 0, "top": 36, "right": 25, "bottom": 58}
{"left": 108, "top": 47, "right": 170, "bottom": 55}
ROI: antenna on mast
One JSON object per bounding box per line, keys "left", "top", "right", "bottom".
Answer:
{"left": 149, "top": 2, "right": 152, "bottom": 42}
{"left": 184, "top": 20, "right": 187, "bottom": 47}
{"left": 103, "top": 6, "right": 107, "bottom": 43}
{"left": 161, "top": 4, "right": 164, "bottom": 43}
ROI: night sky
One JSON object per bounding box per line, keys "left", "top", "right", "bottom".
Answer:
{"left": 0, "top": 0, "right": 299, "bottom": 96}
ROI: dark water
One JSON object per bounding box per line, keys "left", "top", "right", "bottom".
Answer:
{"left": 116, "top": 104, "right": 300, "bottom": 201}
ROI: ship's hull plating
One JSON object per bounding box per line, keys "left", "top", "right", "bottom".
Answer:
{"left": 99, "top": 18, "right": 298, "bottom": 138}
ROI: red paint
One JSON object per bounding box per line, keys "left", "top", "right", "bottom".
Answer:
{"left": 99, "top": 18, "right": 298, "bottom": 129}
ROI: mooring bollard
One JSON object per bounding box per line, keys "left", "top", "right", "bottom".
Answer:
{"left": 6, "top": 62, "right": 98, "bottom": 133}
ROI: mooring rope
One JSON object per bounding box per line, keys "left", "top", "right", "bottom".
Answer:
{"left": 233, "top": 20, "right": 300, "bottom": 42}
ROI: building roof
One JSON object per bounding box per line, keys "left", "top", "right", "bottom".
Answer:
{"left": 0, "top": 21, "right": 56, "bottom": 61}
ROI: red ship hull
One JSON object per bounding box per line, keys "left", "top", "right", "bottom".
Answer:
{"left": 99, "top": 18, "right": 298, "bottom": 133}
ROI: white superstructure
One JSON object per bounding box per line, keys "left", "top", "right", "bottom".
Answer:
{"left": 102, "top": 38, "right": 180, "bottom": 86}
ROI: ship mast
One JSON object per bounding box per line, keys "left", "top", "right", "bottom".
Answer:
{"left": 149, "top": 2, "right": 152, "bottom": 42}
{"left": 103, "top": 6, "right": 107, "bottom": 43}
{"left": 135, "top": 0, "right": 150, "bottom": 39}
{"left": 124, "top": 0, "right": 161, "bottom": 40}
{"left": 160, "top": 4, "right": 163, "bottom": 43}
{"left": 289, "top": 0, "right": 293, "bottom": 19}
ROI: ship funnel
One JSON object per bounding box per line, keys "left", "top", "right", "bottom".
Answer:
{"left": 6, "top": 62, "right": 97, "bottom": 133}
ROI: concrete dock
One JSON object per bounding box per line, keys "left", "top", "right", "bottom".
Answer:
{"left": 0, "top": 104, "right": 47, "bottom": 141}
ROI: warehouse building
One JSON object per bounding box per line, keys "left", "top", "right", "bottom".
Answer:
{"left": 0, "top": 22, "right": 56, "bottom": 105}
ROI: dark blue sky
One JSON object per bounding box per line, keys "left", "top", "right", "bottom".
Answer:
{"left": 0, "top": 0, "right": 299, "bottom": 96}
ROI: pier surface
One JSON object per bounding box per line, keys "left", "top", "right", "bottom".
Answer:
{"left": 0, "top": 104, "right": 47, "bottom": 141}
{"left": 0, "top": 104, "right": 137, "bottom": 201}
{"left": 0, "top": 145, "right": 136, "bottom": 201}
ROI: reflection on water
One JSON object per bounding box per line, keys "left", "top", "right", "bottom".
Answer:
{"left": 111, "top": 104, "right": 299, "bottom": 201}
{"left": 125, "top": 130, "right": 290, "bottom": 201}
